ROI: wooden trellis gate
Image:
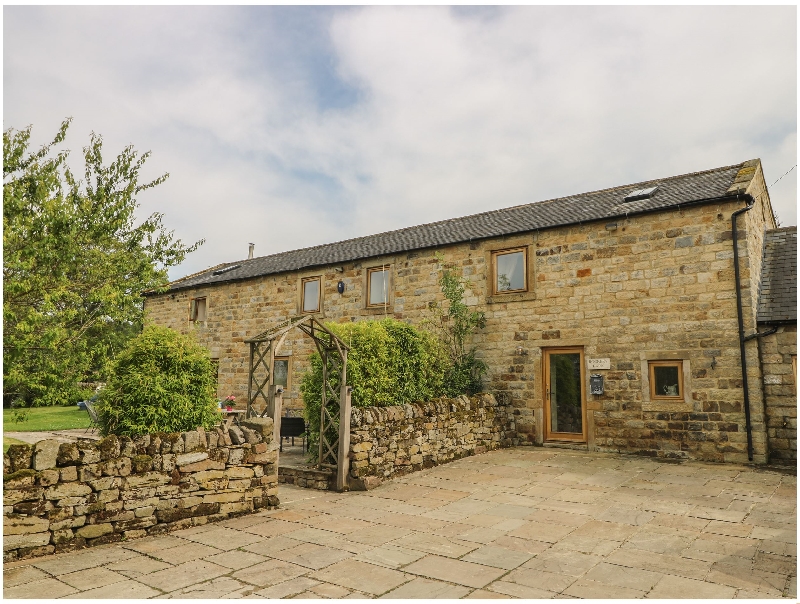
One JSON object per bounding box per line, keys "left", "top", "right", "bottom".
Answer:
{"left": 244, "top": 316, "right": 352, "bottom": 491}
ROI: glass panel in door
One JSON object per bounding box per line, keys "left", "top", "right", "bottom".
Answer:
{"left": 545, "top": 349, "right": 585, "bottom": 440}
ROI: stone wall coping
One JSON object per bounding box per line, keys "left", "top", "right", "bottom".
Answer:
{"left": 350, "top": 393, "right": 503, "bottom": 428}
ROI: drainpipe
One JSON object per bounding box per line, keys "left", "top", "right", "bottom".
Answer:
{"left": 731, "top": 194, "right": 778, "bottom": 462}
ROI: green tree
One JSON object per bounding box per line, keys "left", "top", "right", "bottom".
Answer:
{"left": 3, "top": 120, "right": 202, "bottom": 406}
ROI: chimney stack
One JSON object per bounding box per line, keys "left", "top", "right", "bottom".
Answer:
{"left": 248, "top": 243, "right": 255, "bottom": 259}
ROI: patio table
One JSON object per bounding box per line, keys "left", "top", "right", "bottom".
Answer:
{"left": 218, "top": 408, "right": 246, "bottom": 431}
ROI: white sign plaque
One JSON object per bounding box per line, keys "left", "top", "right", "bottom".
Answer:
{"left": 587, "top": 358, "right": 611, "bottom": 370}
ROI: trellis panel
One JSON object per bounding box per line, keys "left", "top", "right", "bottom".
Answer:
{"left": 244, "top": 316, "right": 351, "bottom": 490}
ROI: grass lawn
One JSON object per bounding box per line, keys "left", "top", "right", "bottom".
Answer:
{"left": 3, "top": 406, "right": 91, "bottom": 433}
{"left": 3, "top": 437, "right": 28, "bottom": 453}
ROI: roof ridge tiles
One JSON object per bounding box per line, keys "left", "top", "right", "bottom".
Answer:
{"left": 223, "top": 160, "right": 751, "bottom": 266}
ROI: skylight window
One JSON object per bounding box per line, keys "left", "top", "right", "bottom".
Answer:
{"left": 212, "top": 264, "right": 241, "bottom": 276}
{"left": 624, "top": 186, "right": 659, "bottom": 202}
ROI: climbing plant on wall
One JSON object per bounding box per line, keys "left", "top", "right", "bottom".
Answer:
{"left": 426, "top": 254, "right": 487, "bottom": 396}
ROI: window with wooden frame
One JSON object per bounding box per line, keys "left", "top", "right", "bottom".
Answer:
{"left": 301, "top": 277, "right": 321, "bottom": 313}
{"left": 649, "top": 361, "right": 683, "bottom": 400}
{"left": 273, "top": 356, "right": 291, "bottom": 390}
{"left": 189, "top": 297, "right": 207, "bottom": 322}
{"left": 367, "top": 267, "right": 390, "bottom": 307}
{"left": 492, "top": 248, "right": 527, "bottom": 294}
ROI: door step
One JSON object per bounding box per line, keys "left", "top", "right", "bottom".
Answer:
{"left": 542, "top": 441, "right": 589, "bottom": 451}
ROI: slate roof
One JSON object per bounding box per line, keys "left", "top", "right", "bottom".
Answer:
{"left": 757, "top": 226, "right": 797, "bottom": 324}
{"left": 155, "top": 160, "right": 754, "bottom": 294}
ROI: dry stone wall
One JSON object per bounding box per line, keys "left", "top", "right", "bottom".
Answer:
{"left": 2, "top": 418, "right": 279, "bottom": 562}
{"left": 278, "top": 465, "right": 335, "bottom": 491}
{"left": 348, "top": 393, "right": 515, "bottom": 489}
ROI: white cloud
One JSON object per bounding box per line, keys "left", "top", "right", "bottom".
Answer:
{"left": 4, "top": 6, "right": 796, "bottom": 279}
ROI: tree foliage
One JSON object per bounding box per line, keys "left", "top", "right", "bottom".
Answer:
{"left": 96, "top": 325, "right": 220, "bottom": 436}
{"left": 426, "top": 254, "right": 487, "bottom": 395}
{"left": 301, "top": 318, "right": 449, "bottom": 454}
{"left": 3, "top": 120, "right": 202, "bottom": 406}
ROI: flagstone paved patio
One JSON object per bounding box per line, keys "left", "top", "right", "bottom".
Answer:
{"left": 4, "top": 448, "right": 796, "bottom": 599}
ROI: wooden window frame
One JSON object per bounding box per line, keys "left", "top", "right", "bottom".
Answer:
{"left": 301, "top": 276, "right": 322, "bottom": 314}
{"left": 189, "top": 297, "right": 207, "bottom": 322}
{"left": 648, "top": 360, "right": 684, "bottom": 401}
{"left": 366, "top": 266, "right": 391, "bottom": 308}
{"left": 491, "top": 247, "right": 528, "bottom": 296}
{"left": 273, "top": 356, "right": 292, "bottom": 391}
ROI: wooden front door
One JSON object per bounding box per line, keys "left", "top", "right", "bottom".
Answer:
{"left": 544, "top": 347, "right": 587, "bottom": 442}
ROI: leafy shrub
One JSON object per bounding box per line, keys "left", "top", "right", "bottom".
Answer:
{"left": 9, "top": 398, "right": 30, "bottom": 424}
{"left": 96, "top": 325, "right": 219, "bottom": 436}
{"left": 301, "top": 318, "right": 449, "bottom": 455}
{"left": 445, "top": 350, "right": 487, "bottom": 398}
{"left": 8, "top": 382, "right": 94, "bottom": 408}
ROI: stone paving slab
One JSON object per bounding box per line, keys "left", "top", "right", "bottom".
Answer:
{"left": 5, "top": 429, "right": 101, "bottom": 445}
{"left": 270, "top": 541, "right": 354, "bottom": 570}
{"left": 3, "top": 576, "right": 79, "bottom": 599}
{"left": 136, "top": 559, "right": 229, "bottom": 592}
{"left": 461, "top": 543, "right": 533, "bottom": 569}
{"left": 308, "top": 559, "right": 408, "bottom": 595}
{"left": 354, "top": 544, "right": 426, "bottom": 569}
{"left": 379, "top": 577, "right": 472, "bottom": 599}
{"left": 58, "top": 566, "right": 128, "bottom": 591}
{"left": 61, "top": 579, "right": 160, "bottom": 599}
{"left": 403, "top": 554, "right": 506, "bottom": 588}
{"left": 3, "top": 447, "right": 796, "bottom": 599}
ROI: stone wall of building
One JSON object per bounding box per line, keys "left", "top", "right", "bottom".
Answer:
{"left": 761, "top": 325, "right": 798, "bottom": 464}
{"left": 737, "top": 161, "right": 778, "bottom": 461}
{"left": 2, "top": 419, "right": 279, "bottom": 562}
{"left": 144, "top": 169, "right": 777, "bottom": 463}
{"left": 347, "top": 393, "right": 515, "bottom": 489}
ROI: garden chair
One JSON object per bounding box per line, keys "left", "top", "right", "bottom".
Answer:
{"left": 77, "top": 392, "right": 99, "bottom": 411}
{"left": 83, "top": 400, "right": 100, "bottom": 434}
{"left": 279, "top": 417, "right": 307, "bottom": 452}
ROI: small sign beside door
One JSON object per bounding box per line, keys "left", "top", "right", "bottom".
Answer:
{"left": 587, "top": 358, "right": 611, "bottom": 370}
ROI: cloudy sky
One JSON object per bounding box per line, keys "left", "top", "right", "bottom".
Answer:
{"left": 5, "top": 6, "right": 796, "bottom": 280}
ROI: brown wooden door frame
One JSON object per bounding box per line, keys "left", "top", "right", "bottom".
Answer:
{"left": 543, "top": 346, "right": 587, "bottom": 443}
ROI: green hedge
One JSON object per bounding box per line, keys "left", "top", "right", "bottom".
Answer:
{"left": 301, "top": 318, "right": 449, "bottom": 454}
{"left": 97, "top": 325, "right": 220, "bottom": 436}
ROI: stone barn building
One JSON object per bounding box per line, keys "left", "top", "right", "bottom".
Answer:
{"left": 144, "top": 159, "right": 797, "bottom": 464}
{"left": 756, "top": 226, "right": 797, "bottom": 464}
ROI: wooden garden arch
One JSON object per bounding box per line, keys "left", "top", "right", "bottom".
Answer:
{"left": 244, "top": 315, "right": 352, "bottom": 491}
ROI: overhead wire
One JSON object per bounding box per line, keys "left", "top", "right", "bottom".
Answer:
{"left": 770, "top": 165, "right": 796, "bottom": 187}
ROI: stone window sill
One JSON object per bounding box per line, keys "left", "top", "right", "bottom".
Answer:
{"left": 486, "top": 291, "right": 537, "bottom": 304}
{"left": 642, "top": 401, "right": 693, "bottom": 413}
{"left": 362, "top": 306, "right": 394, "bottom": 315}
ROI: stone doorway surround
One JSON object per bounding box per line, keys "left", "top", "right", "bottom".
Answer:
{"left": 4, "top": 448, "right": 796, "bottom": 599}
